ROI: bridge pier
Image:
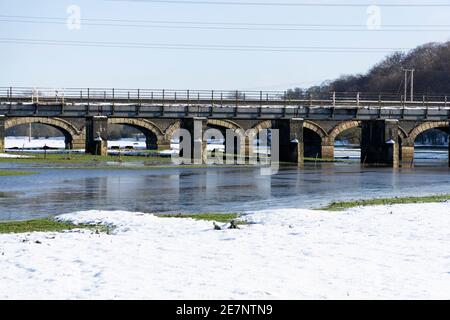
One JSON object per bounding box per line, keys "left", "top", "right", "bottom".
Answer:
{"left": 400, "top": 144, "right": 415, "bottom": 168}
{"left": 272, "top": 118, "right": 304, "bottom": 165}
{"left": 155, "top": 130, "right": 172, "bottom": 150}
{"left": 0, "top": 115, "right": 5, "bottom": 151}
{"left": 225, "top": 130, "right": 246, "bottom": 164}
{"left": 72, "top": 135, "right": 86, "bottom": 150}
{"left": 85, "top": 116, "right": 108, "bottom": 156}
{"left": 321, "top": 137, "right": 335, "bottom": 161}
{"left": 158, "top": 141, "right": 171, "bottom": 151}
{"left": 180, "top": 117, "right": 206, "bottom": 164}
{"left": 144, "top": 130, "right": 170, "bottom": 150}
{"left": 146, "top": 135, "right": 158, "bottom": 150}
{"left": 361, "top": 120, "right": 399, "bottom": 168}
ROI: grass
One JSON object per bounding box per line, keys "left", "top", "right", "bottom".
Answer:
{"left": 304, "top": 157, "right": 338, "bottom": 163}
{"left": 0, "top": 153, "right": 172, "bottom": 164}
{"left": 0, "top": 153, "right": 262, "bottom": 169}
{"left": 0, "top": 170, "right": 37, "bottom": 176}
{"left": 303, "top": 157, "right": 354, "bottom": 163}
{"left": 0, "top": 218, "right": 109, "bottom": 234}
{"left": 320, "top": 194, "right": 450, "bottom": 211}
{"left": 2, "top": 151, "right": 326, "bottom": 169}
{"left": 0, "top": 152, "right": 269, "bottom": 171}
{"left": 159, "top": 212, "right": 243, "bottom": 224}
{"left": 0, "top": 213, "right": 243, "bottom": 234}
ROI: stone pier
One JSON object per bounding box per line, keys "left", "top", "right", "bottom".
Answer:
{"left": 272, "top": 118, "right": 304, "bottom": 165}
{"left": 85, "top": 116, "right": 108, "bottom": 156}
{"left": 361, "top": 120, "right": 399, "bottom": 168}
{"left": 400, "top": 145, "right": 415, "bottom": 168}
{"left": 180, "top": 117, "right": 206, "bottom": 164}
{"left": 225, "top": 129, "right": 246, "bottom": 164}
{"left": 145, "top": 135, "right": 158, "bottom": 150}
{"left": 321, "top": 137, "right": 335, "bottom": 161}
{"left": 0, "top": 115, "right": 5, "bottom": 151}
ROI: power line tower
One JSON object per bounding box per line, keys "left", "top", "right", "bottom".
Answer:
{"left": 403, "top": 69, "right": 415, "bottom": 102}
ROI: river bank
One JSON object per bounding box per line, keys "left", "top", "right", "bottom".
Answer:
{"left": 1, "top": 200, "right": 450, "bottom": 299}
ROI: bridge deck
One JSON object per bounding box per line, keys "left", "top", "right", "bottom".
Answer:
{"left": 1, "top": 87, "right": 450, "bottom": 120}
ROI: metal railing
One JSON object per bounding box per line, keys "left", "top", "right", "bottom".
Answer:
{"left": 1, "top": 86, "right": 450, "bottom": 109}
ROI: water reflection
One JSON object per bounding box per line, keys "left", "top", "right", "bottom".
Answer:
{"left": 1, "top": 162, "right": 450, "bottom": 221}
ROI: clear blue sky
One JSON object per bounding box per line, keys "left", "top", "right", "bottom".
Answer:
{"left": 0, "top": 0, "right": 449, "bottom": 90}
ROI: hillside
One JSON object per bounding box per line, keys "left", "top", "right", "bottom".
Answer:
{"left": 285, "top": 41, "right": 450, "bottom": 145}
{"left": 288, "top": 41, "right": 450, "bottom": 98}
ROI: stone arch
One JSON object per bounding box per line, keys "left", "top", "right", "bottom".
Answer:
{"left": 320, "top": 121, "right": 361, "bottom": 159}
{"left": 252, "top": 120, "right": 272, "bottom": 131}
{"left": 250, "top": 120, "right": 328, "bottom": 138}
{"left": 207, "top": 119, "right": 243, "bottom": 131}
{"left": 164, "top": 121, "right": 180, "bottom": 141}
{"left": 407, "top": 121, "right": 450, "bottom": 145}
{"left": 302, "top": 121, "right": 326, "bottom": 158}
{"left": 304, "top": 121, "right": 327, "bottom": 139}
{"left": 245, "top": 120, "right": 271, "bottom": 139}
{"left": 399, "top": 121, "right": 449, "bottom": 167}
{"left": 206, "top": 120, "right": 246, "bottom": 158}
{"left": 207, "top": 118, "right": 244, "bottom": 139}
{"left": 4, "top": 117, "right": 83, "bottom": 149}
{"left": 398, "top": 126, "right": 408, "bottom": 141}
{"left": 328, "top": 121, "right": 361, "bottom": 141}
{"left": 108, "top": 118, "right": 165, "bottom": 149}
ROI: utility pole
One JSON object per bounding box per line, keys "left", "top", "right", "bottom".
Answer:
{"left": 404, "top": 69, "right": 408, "bottom": 100}
{"left": 403, "top": 69, "right": 415, "bottom": 102}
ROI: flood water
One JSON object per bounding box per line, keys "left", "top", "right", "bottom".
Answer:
{"left": 0, "top": 147, "right": 449, "bottom": 221}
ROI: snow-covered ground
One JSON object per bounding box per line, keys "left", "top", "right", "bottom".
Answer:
{"left": 1, "top": 202, "right": 450, "bottom": 299}
{"left": 4, "top": 137, "right": 222, "bottom": 152}
{"left": 334, "top": 147, "right": 361, "bottom": 159}
{"left": 4, "top": 136, "right": 66, "bottom": 149}
{"left": 108, "top": 138, "right": 146, "bottom": 149}
{"left": 0, "top": 153, "right": 33, "bottom": 159}
{"left": 4, "top": 138, "right": 447, "bottom": 160}
{"left": 5, "top": 137, "right": 149, "bottom": 150}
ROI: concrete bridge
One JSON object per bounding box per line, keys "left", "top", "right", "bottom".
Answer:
{"left": 1, "top": 87, "right": 449, "bottom": 167}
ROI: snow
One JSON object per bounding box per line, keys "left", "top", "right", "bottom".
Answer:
{"left": 334, "top": 147, "right": 361, "bottom": 159}
{"left": 0, "top": 153, "right": 33, "bottom": 159}
{"left": 4, "top": 136, "right": 66, "bottom": 149}
{"left": 1, "top": 202, "right": 450, "bottom": 299}
{"left": 108, "top": 139, "right": 146, "bottom": 149}
{"left": 5, "top": 137, "right": 150, "bottom": 150}
{"left": 3, "top": 137, "right": 222, "bottom": 153}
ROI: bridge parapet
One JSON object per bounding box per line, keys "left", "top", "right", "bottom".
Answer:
{"left": 1, "top": 87, "right": 450, "bottom": 121}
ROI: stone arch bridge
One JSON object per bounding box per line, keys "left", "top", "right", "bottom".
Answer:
{"left": 1, "top": 115, "right": 449, "bottom": 167}
{"left": 1, "top": 87, "right": 449, "bottom": 167}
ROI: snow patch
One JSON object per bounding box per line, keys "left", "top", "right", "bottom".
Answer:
{"left": 1, "top": 203, "right": 450, "bottom": 299}
{"left": 0, "top": 153, "right": 33, "bottom": 159}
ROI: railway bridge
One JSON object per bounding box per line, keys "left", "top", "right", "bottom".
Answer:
{"left": 1, "top": 87, "right": 449, "bottom": 167}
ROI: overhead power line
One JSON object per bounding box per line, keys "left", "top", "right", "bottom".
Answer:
{"left": 0, "top": 37, "right": 411, "bottom": 53}
{"left": 108, "top": 0, "right": 450, "bottom": 7}
{"left": 3, "top": 18, "right": 450, "bottom": 32}
{"left": 3, "top": 15, "right": 450, "bottom": 27}
{"left": 2, "top": 15, "right": 450, "bottom": 32}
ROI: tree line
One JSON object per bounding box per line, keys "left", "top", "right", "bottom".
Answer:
{"left": 286, "top": 41, "right": 450, "bottom": 144}
{"left": 287, "top": 41, "right": 450, "bottom": 99}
